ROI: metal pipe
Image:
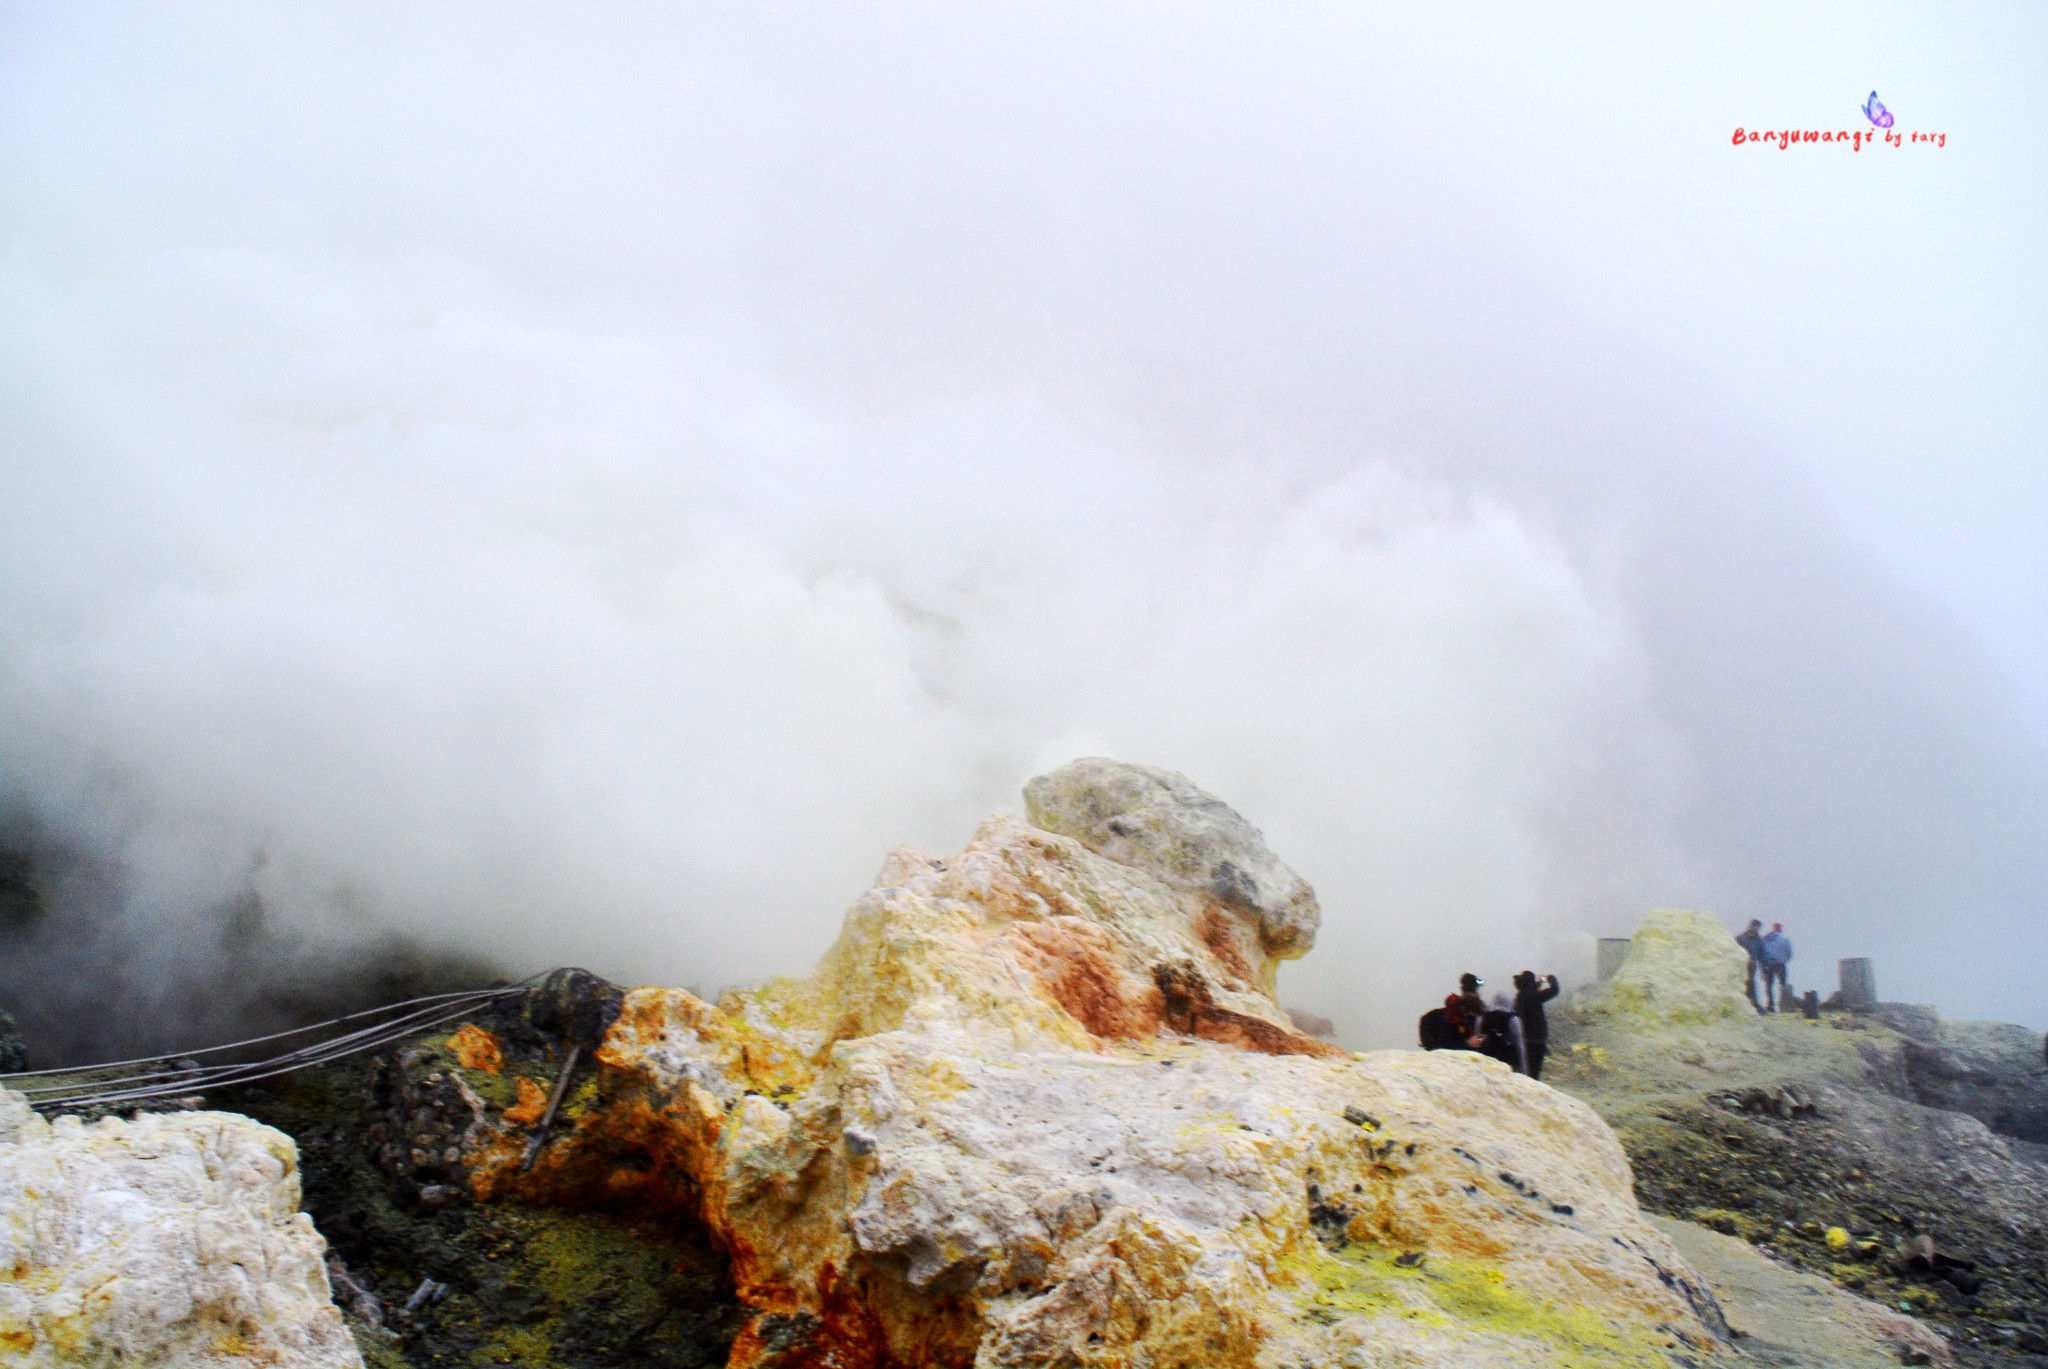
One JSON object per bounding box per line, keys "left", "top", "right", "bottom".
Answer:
{"left": 520, "top": 1043, "right": 583, "bottom": 1171}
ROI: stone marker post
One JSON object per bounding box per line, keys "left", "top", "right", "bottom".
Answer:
{"left": 1596, "top": 938, "right": 1632, "bottom": 984}
{"left": 1839, "top": 957, "right": 1877, "bottom": 1010}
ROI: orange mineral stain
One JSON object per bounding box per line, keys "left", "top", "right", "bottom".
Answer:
{"left": 503, "top": 1075, "right": 549, "bottom": 1125}
{"left": 447, "top": 1023, "right": 505, "bottom": 1074}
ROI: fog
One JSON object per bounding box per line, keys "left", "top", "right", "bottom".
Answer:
{"left": 2, "top": 5, "right": 2043, "bottom": 1059}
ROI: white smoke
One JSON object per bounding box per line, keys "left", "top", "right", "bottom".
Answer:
{"left": 1, "top": 6, "right": 2041, "bottom": 1053}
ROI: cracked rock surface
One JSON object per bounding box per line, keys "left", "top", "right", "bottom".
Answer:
{"left": 0, "top": 1089, "right": 363, "bottom": 1367}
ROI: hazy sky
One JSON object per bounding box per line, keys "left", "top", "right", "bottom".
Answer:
{"left": 1, "top": 4, "right": 2042, "bottom": 1048}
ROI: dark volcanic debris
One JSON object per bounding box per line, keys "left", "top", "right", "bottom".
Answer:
{"left": 220, "top": 986, "right": 747, "bottom": 1369}
{"left": 1553, "top": 1001, "right": 2048, "bottom": 1369}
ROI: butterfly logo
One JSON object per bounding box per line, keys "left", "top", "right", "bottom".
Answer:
{"left": 1863, "top": 91, "right": 1894, "bottom": 129}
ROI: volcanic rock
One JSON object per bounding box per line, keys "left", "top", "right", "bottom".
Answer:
{"left": 1024, "top": 758, "right": 1320, "bottom": 964}
{"left": 1571, "top": 908, "right": 1753, "bottom": 1028}
{"left": 1870, "top": 1003, "right": 2048, "bottom": 1145}
{"left": 454, "top": 762, "right": 1730, "bottom": 1367}
{"left": 0, "top": 1089, "right": 362, "bottom": 1367}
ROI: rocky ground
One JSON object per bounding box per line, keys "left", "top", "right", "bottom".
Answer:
{"left": 216, "top": 981, "right": 748, "bottom": 1369}
{"left": 6, "top": 763, "right": 1769, "bottom": 1368}
{"left": 5, "top": 973, "right": 747, "bottom": 1369}
{"left": 11, "top": 774, "right": 2035, "bottom": 1368}
{"left": 20, "top": 996, "right": 1974, "bottom": 1369}
{"left": 1550, "top": 970, "right": 2048, "bottom": 1368}
{"left": 1654, "top": 1215, "right": 1952, "bottom": 1369}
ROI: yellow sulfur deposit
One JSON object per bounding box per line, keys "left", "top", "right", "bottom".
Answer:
{"left": 1572, "top": 909, "right": 1754, "bottom": 1028}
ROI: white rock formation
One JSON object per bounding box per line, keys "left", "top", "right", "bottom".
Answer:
{"left": 0, "top": 1090, "right": 362, "bottom": 1368}
{"left": 471, "top": 763, "right": 1731, "bottom": 1367}
{"left": 1024, "top": 757, "right": 1320, "bottom": 962}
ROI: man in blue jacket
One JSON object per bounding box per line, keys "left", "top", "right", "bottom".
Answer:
{"left": 1758, "top": 923, "right": 1793, "bottom": 1012}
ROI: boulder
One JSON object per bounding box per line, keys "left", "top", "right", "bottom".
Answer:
{"left": 1574, "top": 909, "right": 1752, "bottom": 1027}
{"left": 1024, "top": 758, "right": 1320, "bottom": 966}
{"left": 1872, "top": 1003, "right": 2048, "bottom": 1144}
{"left": 0, "top": 1090, "right": 362, "bottom": 1368}
{"left": 451, "top": 769, "right": 1729, "bottom": 1367}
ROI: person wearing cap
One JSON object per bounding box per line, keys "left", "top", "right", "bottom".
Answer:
{"left": 1457, "top": 972, "right": 1486, "bottom": 1029}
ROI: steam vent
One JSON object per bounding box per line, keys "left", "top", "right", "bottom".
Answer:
{"left": 3, "top": 760, "right": 1732, "bottom": 1367}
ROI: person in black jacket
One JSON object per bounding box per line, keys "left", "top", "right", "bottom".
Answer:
{"left": 1512, "top": 970, "right": 1561, "bottom": 1080}
{"left": 1418, "top": 998, "right": 1457, "bottom": 1050}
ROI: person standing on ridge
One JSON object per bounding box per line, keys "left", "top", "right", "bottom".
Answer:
{"left": 1513, "top": 970, "right": 1561, "bottom": 1079}
{"left": 1735, "top": 919, "right": 1766, "bottom": 1014}
{"left": 1758, "top": 923, "right": 1794, "bottom": 1012}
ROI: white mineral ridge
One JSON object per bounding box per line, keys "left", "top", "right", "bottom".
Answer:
{"left": 1581, "top": 908, "right": 1753, "bottom": 1027}
{"left": 0, "top": 1090, "right": 362, "bottom": 1368}
{"left": 1024, "top": 757, "right": 1319, "bottom": 960}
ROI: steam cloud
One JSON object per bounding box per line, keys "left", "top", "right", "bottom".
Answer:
{"left": 2, "top": 8, "right": 2042, "bottom": 1060}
